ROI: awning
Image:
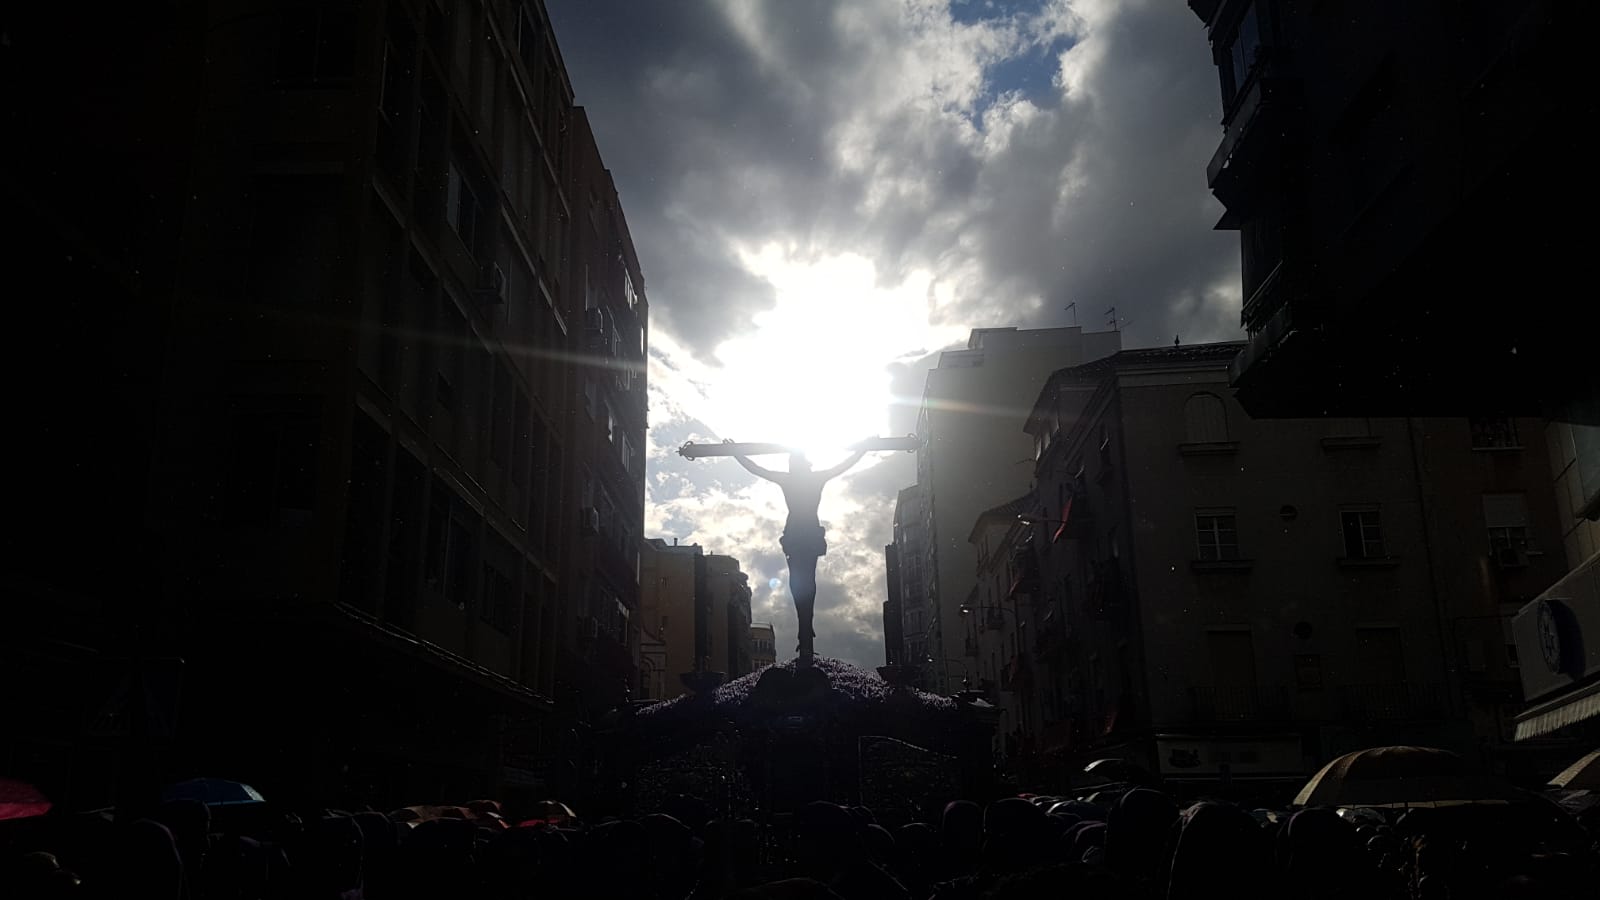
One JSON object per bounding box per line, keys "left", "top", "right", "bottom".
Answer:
{"left": 1514, "top": 680, "right": 1600, "bottom": 741}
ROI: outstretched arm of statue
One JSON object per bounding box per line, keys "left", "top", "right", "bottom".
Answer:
{"left": 818, "top": 450, "right": 868, "bottom": 480}
{"left": 734, "top": 455, "right": 783, "bottom": 484}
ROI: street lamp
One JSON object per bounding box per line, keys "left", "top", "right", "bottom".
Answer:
{"left": 959, "top": 603, "right": 1026, "bottom": 631}
{"left": 924, "top": 655, "right": 973, "bottom": 692}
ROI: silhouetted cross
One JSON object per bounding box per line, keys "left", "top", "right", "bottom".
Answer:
{"left": 679, "top": 436, "right": 917, "bottom": 664}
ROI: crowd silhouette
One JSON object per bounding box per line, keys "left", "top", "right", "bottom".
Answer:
{"left": 4, "top": 782, "right": 1596, "bottom": 900}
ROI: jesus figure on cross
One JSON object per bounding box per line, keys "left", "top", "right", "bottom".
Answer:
{"left": 733, "top": 450, "right": 865, "bottom": 660}
{"left": 679, "top": 436, "right": 918, "bottom": 664}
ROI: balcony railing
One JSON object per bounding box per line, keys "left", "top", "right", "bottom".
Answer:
{"left": 1339, "top": 682, "right": 1446, "bottom": 721}
{"left": 1186, "top": 685, "right": 1291, "bottom": 723}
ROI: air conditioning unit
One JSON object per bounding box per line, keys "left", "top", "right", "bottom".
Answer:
{"left": 579, "top": 506, "right": 599, "bottom": 535}
{"left": 583, "top": 307, "right": 605, "bottom": 332}
{"left": 474, "top": 261, "right": 507, "bottom": 304}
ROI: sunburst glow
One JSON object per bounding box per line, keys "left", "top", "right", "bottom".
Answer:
{"left": 699, "top": 247, "right": 963, "bottom": 465}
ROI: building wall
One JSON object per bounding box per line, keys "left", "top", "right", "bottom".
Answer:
{"left": 640, "top": 539, "right": 701, "bottom": 700}
{"left": 705, "top": 554, "right": 754, "bottom": 679}
{"left": 750, "top": 623, "right": 777, "bottom": 671}
{"left": 1013, "top": 345, "right": 1570, "bottom": 786}
{"left": 565, "top": 106, "right": 650, "bottom": 710}
{"left": 1187, "top": 0, "right": 1599, "bottom": 418}
{"left": 916, "top": 327, "right": 1121, "bottom": 691}
{"left": 1546, "top": 422, "right": 1600, "bottom": 567}
{"left": 3, "top": 0, "right": 648, "bottom": 808}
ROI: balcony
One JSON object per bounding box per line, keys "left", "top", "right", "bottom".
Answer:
{"left": 1008, "top": 546, "right": 1040, "bottom": 598}
{"left": 1206, "top": 59, "right": 1296, "bottom": 206}
{"left": 1187, "top": 685, "right": 1291, "bottom": 723}
{"left": 1051, "top": 491, "right": 1094, "bottom": 542}
{"left": 1339, "top": 682, "right": 1446, "bottom": 721}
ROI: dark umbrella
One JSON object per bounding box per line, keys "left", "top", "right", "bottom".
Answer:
{"left": 1084, "top": 758, "right": 1153, "bottom": 785}
{"left": 160, "top": 777, "right": 265, "bottom": 807}
{"left": 1548, "top": 749, "right": 1599, "bottom": 790}
{"left": 1294, "top": 746, "right": 1531, "bottom": 808}
{"left": 0, "top": 777, "right": 52, "bottom": 820}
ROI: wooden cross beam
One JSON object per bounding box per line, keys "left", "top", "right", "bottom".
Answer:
{"left": 678, "top": 435, "right": 919, "bottom": 459}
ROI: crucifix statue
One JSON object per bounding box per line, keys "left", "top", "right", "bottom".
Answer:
{"left": 679, "top": 436, "right": 918, "bottom": 664}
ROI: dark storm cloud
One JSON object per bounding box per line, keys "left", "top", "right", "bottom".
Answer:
{"left": 550, "top": 0, "right": 1239, "bottom": 357}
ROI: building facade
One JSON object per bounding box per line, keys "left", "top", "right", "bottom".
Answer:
{"left": 639, "top": 539, "right": 756, "bottom": 700}
{"left": 1187, "top": 0, "right": 1600, "bottom": 754}
{"left": 750, "top": 623, "right": 777, "bottom": 672}
{"left": 983, "top": 344, "right": 1571, "bottom": 794}
{"left": 899, "top": 327, "right": 1121, "bottom": 693}
{"left": 4, "top": 0, "right": 646, "bottom": 811}
{"left": 1185, "top": 0, "right": 1598, "bottom": 423}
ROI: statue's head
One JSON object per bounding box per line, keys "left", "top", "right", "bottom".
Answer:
{"left": 790, "top": 452, "right": 813, "bottom": 473}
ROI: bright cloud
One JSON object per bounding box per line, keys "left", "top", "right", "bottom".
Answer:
{"left": 550, "top": 0, "right": 1240, "bottom": 668}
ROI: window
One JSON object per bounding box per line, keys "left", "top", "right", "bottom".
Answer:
{"left": 276, "top": 3, "right": 357, "bottom": 86}
{"left": 379, "top": 32, "right": 413, "bottom": 124}
{"left": 424, "top": 477, "right": 478, "bottom": 609}
{"left": 1294, "top": 654, "right": 1323, "bottom": 691}
{"left": 1184, "top": 393, "right": 1229, "bottom": 443}
{"left": 1485, "top": 492, "right": 1534, "bottom": 566}
{"left": 490, "top": 366, "right": 511, "bottom": 467}
{"left": 1470, "top": 416, "right": 1521, "bottom": 449}
{"left": 516, "top": 3, "right": 545, "bottom": 77}
{"left": 480, "top": 561, "right": 514, "bottom": 633}
{"left": 1195, "top": 512, "right": 1239, "bottom": 561}
{"left": 446, "top": 158, "right": 481, "bottom": 254}
{"left": 221, "top": 395, "right": 322, "bottom": 526}
{"left": 1341, "top": 509, "right": 1385, "bottom": 559}
{"left": 623, "top": 267, "right": 638, "bottom": 311}
{"left": 1221, "top": 2, "right": 1265, "bottom": 102}
{"left": 248, "top": 176, "right": 341, "bottom": 307}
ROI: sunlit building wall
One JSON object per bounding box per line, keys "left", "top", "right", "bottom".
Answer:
{"left": 750, "top": 622, "right": 777, "bottom": 671}
{"left": 906, "top": 326, "right": 1121, "bottom": 693}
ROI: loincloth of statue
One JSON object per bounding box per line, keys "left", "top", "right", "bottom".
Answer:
{"left": 779, "top": 523, "right": 828, "bottom": 559}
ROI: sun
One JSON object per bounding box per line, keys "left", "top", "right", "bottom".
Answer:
{"left": 670, "top": 246, "right": 965, "bottom": 474}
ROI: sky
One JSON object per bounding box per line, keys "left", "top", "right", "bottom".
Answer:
{"left": 547, "top": 0, "right": 1244, "bottom": 669}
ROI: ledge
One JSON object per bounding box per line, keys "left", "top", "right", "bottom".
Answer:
{"left": 1338, "top": 557, "right": 1401, "bottom": 570}
{"left": 1190, "top": 559, "right": 1255, "bottom": 574}
{"left": 1178, "top": 441, "right": 1240, "bottom": 457}
{"left": 1320, "top": 436, "right": 1381, "bottom": 450}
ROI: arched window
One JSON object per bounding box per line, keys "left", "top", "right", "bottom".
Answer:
{"left": 1184, "top": 393, "right": 1229, "bottom": 443}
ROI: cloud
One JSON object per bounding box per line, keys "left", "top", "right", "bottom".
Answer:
{"left": 548, "top": 0, "right": 1238, "bottom": 669}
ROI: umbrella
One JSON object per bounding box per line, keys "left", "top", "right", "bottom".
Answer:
{"left": 0, "top": 777, "right": 52, "bottom": 821}
{"left": 517, "top": 799, "right": 575, "bottom": 827}
{"left": 1294, "top": 746, "right": 1532, "bottom": 809}
{"left": 161, "top": 777, "right": 265, "bottom": 807}
{"left": 1548, "top": 749, "right": 1599, "bottom": 791}
{"left": 1084, "top": 758, "right": 1153, "bottom": 785}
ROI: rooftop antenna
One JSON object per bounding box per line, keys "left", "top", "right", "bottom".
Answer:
{"left": 1105, "top": 306, "right": 1120, "bottom": 332}
{"left": 1065, "top": 301, "right": 1078, "bottom": 327}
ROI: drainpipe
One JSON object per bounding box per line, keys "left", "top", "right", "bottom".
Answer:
{"left": 1406, "top": 417, "right": 1457, "bottom": 720}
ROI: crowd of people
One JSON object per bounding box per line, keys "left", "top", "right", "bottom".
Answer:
{"left": 4, "top": 785, "right": 1596, "bottom": 900}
